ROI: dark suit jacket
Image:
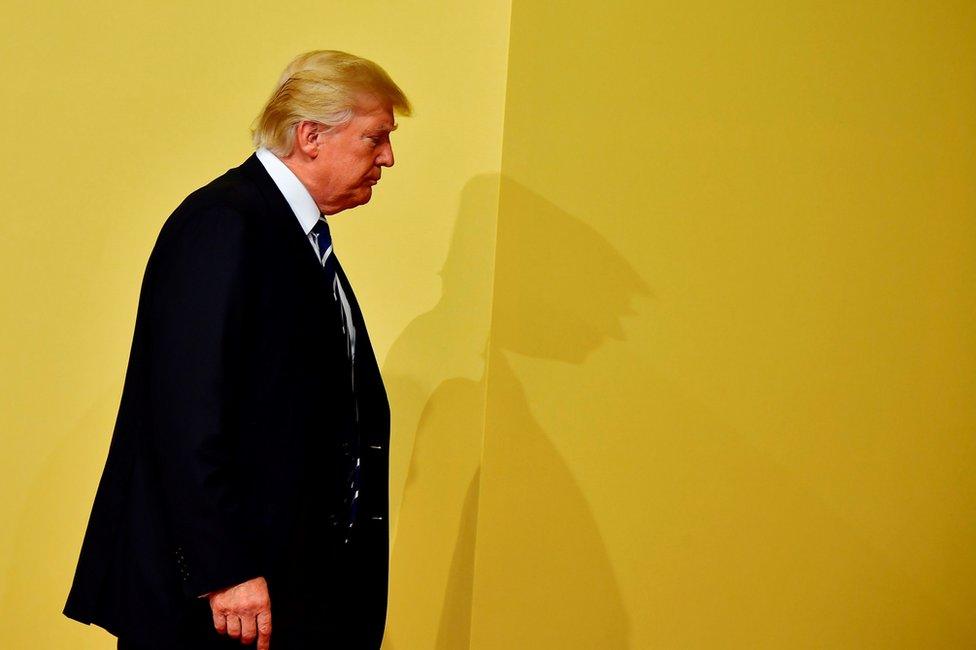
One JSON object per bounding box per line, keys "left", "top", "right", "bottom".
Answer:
{"left": 63, "top": 154, "right": 392, "bottom": 649}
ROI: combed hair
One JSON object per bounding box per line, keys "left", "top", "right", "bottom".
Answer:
{"left": 251, "top": 50, "right": 412, "bottom": 156}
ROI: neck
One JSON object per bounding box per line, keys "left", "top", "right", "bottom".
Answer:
{"left": 278, "top": 152, "right": 342, "bottom": 214}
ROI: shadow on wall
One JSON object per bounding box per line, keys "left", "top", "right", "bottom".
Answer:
{"left": 381, "top": 174, "right": 497, "bottom": 650}
{"left": 383, "top": 174, "right": 647, "bottom": 649}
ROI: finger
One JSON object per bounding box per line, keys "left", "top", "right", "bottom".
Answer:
{"left": 213, "top": 611, "right": 227, "bottom": 635}
{"left": 256, "top": 610, "right": 272, "bottom": 650}
{"left": 240, "top": 614, "right": 257, "bottom": 645}
{"left": 227, "top": 615, "right": 242, "bottom": 639}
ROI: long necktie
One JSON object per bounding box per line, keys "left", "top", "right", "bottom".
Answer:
{"left": 310, "top": 217, "right": 361, "bottom": 543}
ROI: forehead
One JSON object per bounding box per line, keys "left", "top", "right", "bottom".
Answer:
{"left": 351, "top": 94, "right": 396, "bottom": 131}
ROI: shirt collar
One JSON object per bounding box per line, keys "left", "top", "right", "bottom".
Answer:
{"left": 254, "top": 147, "right": 323, "bottom": 235}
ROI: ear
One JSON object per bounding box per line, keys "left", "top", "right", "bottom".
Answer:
{"left": 294, "top": 120, "right": 325, "bottom": 159}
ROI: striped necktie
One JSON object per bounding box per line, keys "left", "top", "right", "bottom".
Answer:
{"left": 310, "top": 216, "right": 362, "bottom": 542}
{"left": 310, "top": 216, "right": 336, "bottom": 271}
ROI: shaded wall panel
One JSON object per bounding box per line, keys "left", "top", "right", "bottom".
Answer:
{"left": 471, "top": 1, "right": 976, "bottom": 647}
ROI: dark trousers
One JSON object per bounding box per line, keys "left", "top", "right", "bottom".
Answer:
{"left": 117, "top": 635, "right": 246, "bottom": 650}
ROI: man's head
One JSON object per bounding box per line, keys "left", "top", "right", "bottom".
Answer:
{"left": 252, "top": 50, "right": 411, "bottom": 215}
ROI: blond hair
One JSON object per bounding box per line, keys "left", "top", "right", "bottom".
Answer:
{"left": 251, "top": 50, "right": 412, "bottom": 156}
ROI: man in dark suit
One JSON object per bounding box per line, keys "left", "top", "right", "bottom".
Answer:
{"left": 63, "top": 50, "right": 411, "bottom": 650}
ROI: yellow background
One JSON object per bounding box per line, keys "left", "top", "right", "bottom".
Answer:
{"left": 0, "top": 1, "right": 510, "bottom": 647}
{"left": 2, "top": 1, "right": 974, "bottom": 648}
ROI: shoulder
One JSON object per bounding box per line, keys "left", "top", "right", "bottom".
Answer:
{"left": 167, "top": 163, "right": 261, "bottom": 230}
{"left": 149, "top": 163, "right": 264, "bottom": 266}
{"left": 181, "top": 161, "right": 265, "bottom": 217}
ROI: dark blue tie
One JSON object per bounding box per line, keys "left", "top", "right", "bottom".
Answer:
{"left": 310, "top": 217, "right": 336, "bottom": 274}
{"left": 310, "top": 217, "right": 361, "bottom": 543}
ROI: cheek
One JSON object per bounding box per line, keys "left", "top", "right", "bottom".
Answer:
{"left": 346, "top": 155, "right": 371, "bottom": 177}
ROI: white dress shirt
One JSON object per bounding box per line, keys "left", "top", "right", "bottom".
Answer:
{"left": 254, "top": 147, "right": 357, "bottom": 364}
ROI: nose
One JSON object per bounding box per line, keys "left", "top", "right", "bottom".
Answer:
{"left": 376, "top": 141, "right": 394, "bottom": 168}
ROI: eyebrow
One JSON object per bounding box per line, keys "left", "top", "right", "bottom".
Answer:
{"left": 372, "top": 123, "right": 398, "bottom": 133}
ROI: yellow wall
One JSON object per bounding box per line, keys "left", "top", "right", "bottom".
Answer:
{"left": 469, "top": 1, "right": 976, "bottom": 648}
{"left": 0, "top": 2, "right": 510, "bottom": 648}
{"left": 4, "top": 1, "right": 975, "bottom": 648}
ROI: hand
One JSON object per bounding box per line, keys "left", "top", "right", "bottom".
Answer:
{"left": 208, "top": 576, "right": 272, "bottom": 649}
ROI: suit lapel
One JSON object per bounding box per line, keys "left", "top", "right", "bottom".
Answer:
{"left": 238, "top": 153, "right": 337, "bottom": 293}
{"left": 334, "top": 256, "right": 384, "bottom": 393}
{"left": 238, "top": 152, "right": 384, "bottom": 406}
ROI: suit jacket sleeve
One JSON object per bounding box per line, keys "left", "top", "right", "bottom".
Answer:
{"left": 146, "top": 204, "right": 259, "bottom": 598}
